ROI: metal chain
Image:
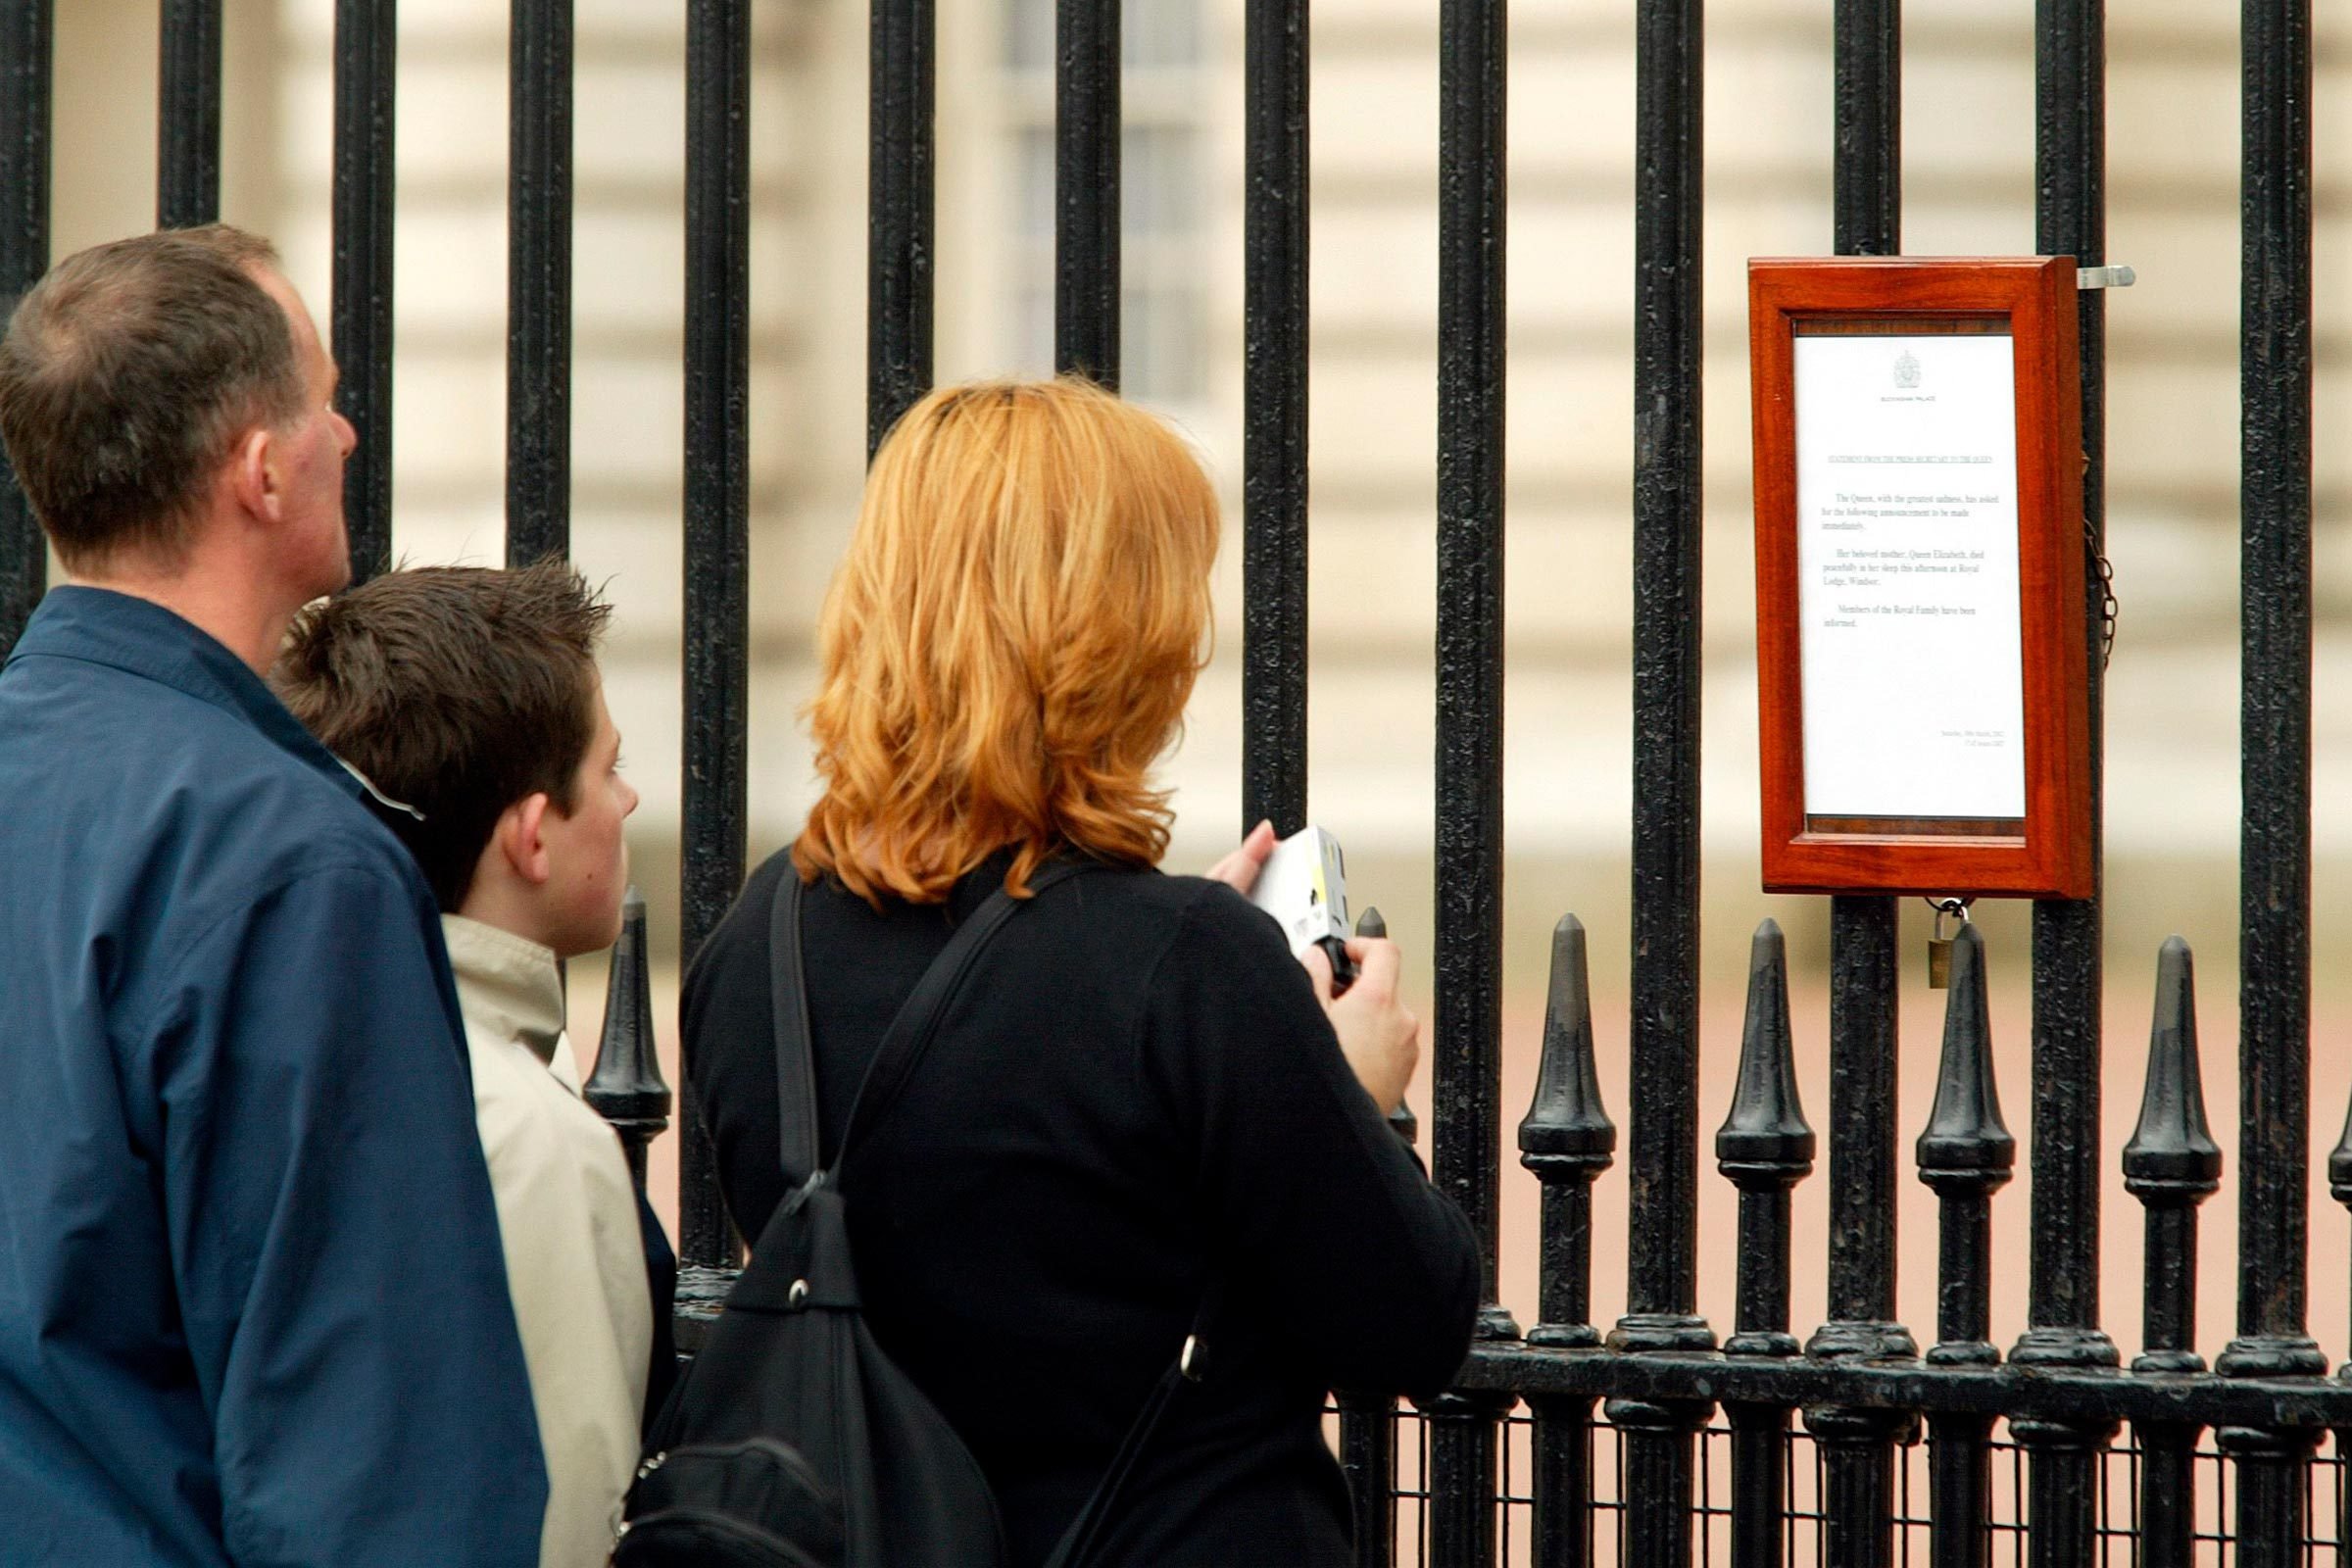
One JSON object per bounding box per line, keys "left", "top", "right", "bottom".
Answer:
{"left": 2087, "top": 514, "right": 2119, "bottom": 671}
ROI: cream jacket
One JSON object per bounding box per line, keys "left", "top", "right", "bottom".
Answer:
{"left": 445, "top": 914, "right": 653, "bottom": 1568}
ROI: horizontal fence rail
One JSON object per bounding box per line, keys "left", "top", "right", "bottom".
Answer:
{"left": 1450, "top": 1351, "right": 2352, "bottom": 1438}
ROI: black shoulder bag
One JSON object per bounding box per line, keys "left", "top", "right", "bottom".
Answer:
{"left": 618, "top": 863, "right": 1211, "bottom": 1568}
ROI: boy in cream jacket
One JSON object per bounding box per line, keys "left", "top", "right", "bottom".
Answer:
{"left": 276, "top": 561, "right": 663, "bottom": 1567}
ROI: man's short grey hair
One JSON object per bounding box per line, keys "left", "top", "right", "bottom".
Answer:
{"left": 0, "top": 224, "right": 309, "bottom": 571}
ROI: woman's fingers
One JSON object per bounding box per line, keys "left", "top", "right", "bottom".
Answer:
{"left": 1322, "top": 937, "right": 1417, "bottom": 1113}
{"left": 1342, "top": 936, "right": 1401, "bottom": 1000}
{"left": 1302, "top": 940, "right": 1337, "bottom": 1004}
{"left": 1202, "top": 818, "right": 1278, "bottom": 894}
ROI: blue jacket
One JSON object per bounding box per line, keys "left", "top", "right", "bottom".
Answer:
{"left": 0, "top": 588, "right": 547, "bottom": 1566}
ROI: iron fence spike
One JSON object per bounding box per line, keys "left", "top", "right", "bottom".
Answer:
{"left": 1916, "top": 922, "right": 2015, "bottom": 1187}
{"left": 2334, "top": 1099, "right": 2352, "bottom": 1209}
{"left": 1519, "top": 914, "right": 1613, "bottom": 1170}
{"left": 2124, "top": 935, "right": 2222, "bottom": 1202}
{"left": 2325, "top": 921, "right": 2352, "bottom": 1200}
{"left": 1715, "top": 918, "right": 1814, "bottom": 1183}
{"left": 585, "top": 884, "right": 670, "bottom": 1188}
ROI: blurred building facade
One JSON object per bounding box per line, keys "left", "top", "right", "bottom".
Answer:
{"left": 37, "top": 0, "right": 2351, "bottom": 1003}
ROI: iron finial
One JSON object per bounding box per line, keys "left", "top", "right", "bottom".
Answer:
{"left": 585, "top": 885, "right": 671, "bottom": 1186}
{"left": 1915, "top": 922, "right": 2015, "bottom": 1193}
{"left": 2125, "top": 936, "right": 2222, "bottom": 1203}
{"left": 1520, "top": 913, "right": 1614, "bottom": 1175}
{"left": 1715, "top": 919, "right": 1814, "bottom": 1185}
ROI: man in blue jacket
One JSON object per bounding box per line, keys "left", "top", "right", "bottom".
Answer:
{"left": 0, "top": 227, "right": 547, "bottom": 1563}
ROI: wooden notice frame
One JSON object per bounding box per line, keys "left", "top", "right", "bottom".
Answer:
{"left": 1749, "top": 256, "right": 2092, "bottom": 899}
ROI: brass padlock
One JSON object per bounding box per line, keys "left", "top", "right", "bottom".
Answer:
{"left": 1927, "top": 902, "right": 1965, "bottom": 989}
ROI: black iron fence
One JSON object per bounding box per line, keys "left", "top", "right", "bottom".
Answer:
{"left": 1360, "top": 1405, "right": 2352, "bottom": 1567}
{"left": 0, "top": 2, "right": 2339, "bottom": 1564}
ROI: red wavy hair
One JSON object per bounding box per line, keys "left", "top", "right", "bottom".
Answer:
{"left": 792, "top": 378, "right": 1221, "bottom": 904}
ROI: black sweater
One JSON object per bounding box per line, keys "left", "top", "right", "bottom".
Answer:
{"left": 682, "top": 850, "right": 1480, "bottom": 1567}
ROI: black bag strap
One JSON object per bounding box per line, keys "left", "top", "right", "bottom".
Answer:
{"left": 1040, "top": 1275, "right": 1226, "bottom": 1568}
{"left": 768, "top": 860, "right": 1093, "bottom": 1180}
{"left": 838, "top": 860, "right": 1093, "bottom": 1162}
{"left": 768, "top": 872, "right": 822, "bottom": 1183}
{"left": 767, "top": 859, "right": 1219, "bottom": 1568}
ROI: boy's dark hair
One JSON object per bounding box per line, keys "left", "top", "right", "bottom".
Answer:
{"left": 0, "top": 224, "right": 306, "bottom": 569}
{"left": 274, "top": 561, "right": 613, "bottom": 912}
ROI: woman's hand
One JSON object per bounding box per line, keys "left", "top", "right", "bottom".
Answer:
{"left": 1202, "top": 819, "right": 1277, "bottom": 896}
{"left": 1305, "top": 937, "right": 1418, "bottom": 1114}
{"left": 1206, "top": 821, "right": 1415, "bottom": 1111}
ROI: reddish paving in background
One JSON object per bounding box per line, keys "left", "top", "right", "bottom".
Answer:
{"left": 576, "top": 971, "right": 2352, "bottom": 1374}
{"left": 1488, "top": 979, "right": 2352, "bottom": 1375}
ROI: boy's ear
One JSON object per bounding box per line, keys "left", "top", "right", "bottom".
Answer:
{"left": 493, "top": 793, "right": 556, "bottom": 887}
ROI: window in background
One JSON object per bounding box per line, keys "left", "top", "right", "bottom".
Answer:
{"left": 1004, "top": 0, "right": 1207, "bottom": 408}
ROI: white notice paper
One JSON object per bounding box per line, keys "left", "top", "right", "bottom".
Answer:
{"left": 1793, "top": 331, "right": 2027, "bottom": 820}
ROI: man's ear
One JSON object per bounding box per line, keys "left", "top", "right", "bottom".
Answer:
{"left": 493, "top": 793, "right": 556, "bottom": 888}
{"left": 225, "top": 426, "right": 278, "bottom": 523}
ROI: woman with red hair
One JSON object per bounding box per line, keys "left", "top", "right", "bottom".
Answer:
{"left": 684, "top": 378, "right": 1477, "bottom": 1565}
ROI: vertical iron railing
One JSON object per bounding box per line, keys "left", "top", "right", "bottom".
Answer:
{"left": 1234, "top": 0, "right": 1387, "bottom": 1536}
{"left": 1716, "top": 922, "right": 1812, "bottom": 1568}
{"left": 1520, "top": 916, "right": 1616, "bottom": 1568}
{"left": 0, "top": 0, "right": 47, "bottom": 657}
{"left": 506, "top": 0, "right": 571, "bottom": 566}
{"left": 1336, "top": 1396, "right": 1398, "bottom": 1568}
{"left": 1611, "top": 0, "right": 1716, "bottom": 1557}
{"left": 156, "top": 0, "right": 220, "bottom": 229}
{"left": 5, "top": 6, "right": 2342, "bottom": 1563}
{"left": 1608, "top": 0, "right": 1721, "bottom": 1560}
{"left": 1429, "top": 0, "right": 1515, "bottom": 1558}
{"left": 1808, "top": 892, "right": 1911, "bottom": 1568}
{"left": 2221, "top": 0, "right": 2325, "bottom": 1556}
{"left": 2123, "top": 939, "right": 2221, "bottom": 1568}
{"left": 1915, "top": 926, "right": 2013, "bottom": 1568}
{"left": 866, "top": 0, "right": 932, "bottom": 456}
{"left": 1054, "top": 0, "right": 1117, "bottom": 388}
{"left": 2013, "top": 0, "right": 2123, "bottom": 1555}
{"left": 675, "top": 0, "right": 752, "bottom": 1281}
{"left": 1240, "top": 0, "right": 1308, "bottom": 844}
{"left": 332, "top": 0, "right": 396, "bottom": 583}
{"left": 1807, "top": 4, "right": 1914, "bottom": 1565}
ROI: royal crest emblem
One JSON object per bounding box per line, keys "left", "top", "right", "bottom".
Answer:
{"left": 1893, "top": 349, "right": 1922, "bottom": 389}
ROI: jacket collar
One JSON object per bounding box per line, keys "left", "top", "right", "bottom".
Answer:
{"left": 441, "top": 914, "right": 575, "bottom": 1085}
{"left": 5, "top": 585, "right": 371, "bottom": 808}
